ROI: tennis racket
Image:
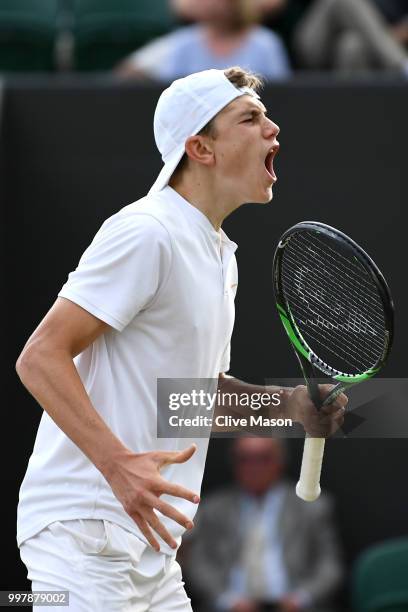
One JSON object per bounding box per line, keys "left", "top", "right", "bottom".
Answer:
{"left": 273, "top": 221, "right": 394, "bottom": 501}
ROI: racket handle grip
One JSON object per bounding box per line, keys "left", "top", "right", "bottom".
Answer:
{"left": 296, "top": 436, "right": 326, "bottom": 502}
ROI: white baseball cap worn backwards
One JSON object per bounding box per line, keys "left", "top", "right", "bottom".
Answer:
{"left": 149, "top": 68, "right": 260, "bottom": 194}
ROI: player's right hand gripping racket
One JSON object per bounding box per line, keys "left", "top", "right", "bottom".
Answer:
{"left": 273, "top": 221, "right": 394, "bottom": 502}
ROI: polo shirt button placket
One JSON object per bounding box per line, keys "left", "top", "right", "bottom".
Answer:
{"left": 216, "top": 235, "right": 225, "bottom": 296}
{"left": 222, "top": 244, "right": 234, "bottom": 297}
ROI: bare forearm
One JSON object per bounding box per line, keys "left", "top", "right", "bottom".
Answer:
{"left": 216, "top": 375, "right": 347, "bottom": 437}
{"left": 16, "top": 346, "right": 128, "bottom": 478}
{"left": 217, "top": 374, "right": 295, "bottom": 420}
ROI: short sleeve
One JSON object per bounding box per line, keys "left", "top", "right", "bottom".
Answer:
{"left": 58, "top": 213, "right": 172, "bottom": 331}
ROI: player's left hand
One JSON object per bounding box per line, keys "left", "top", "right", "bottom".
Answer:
{"left": 287, "top": 384, "right": 347, "bottom": 437}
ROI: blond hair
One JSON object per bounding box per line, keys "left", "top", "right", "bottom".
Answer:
{"left": 223, "top": 66, "right": 263, "bottom": 92}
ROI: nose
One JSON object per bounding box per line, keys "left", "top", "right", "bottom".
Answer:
{"left": 263, "top": 117, "right": 280, "bottom": 138}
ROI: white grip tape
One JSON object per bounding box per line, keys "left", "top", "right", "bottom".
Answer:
{"left": 296, "top": 436, "right": 326, "bottom": 502}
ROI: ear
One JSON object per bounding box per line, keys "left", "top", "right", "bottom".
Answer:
{"left": 184, "top": 135, "right": 215, "bottom": 167}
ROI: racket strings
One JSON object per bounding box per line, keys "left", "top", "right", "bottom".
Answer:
{"left": 281, "top": 231, "right": 386, "bottom": 374}
{"left": 307, "top": 233, "right": 381, "bottom": 294}
{"left": 282, "top": 233, "right": 386, "bottom": 368}
{"left": 281, "top": 243, "right": 385, "bottom": 357}
{"left": 281, "top": 282, "right": 378, "bottom": 372}
{"left": 281, "top": 279, "right": 382, "bottom": 370}
{"left": 281, "top": 278, "right": 382, "bottom": 374}
{"left": 285, "top": 233, "right": 385, "bottom": 325}
{"left": 298, "top": 324, "right": 368, "bottom": 372}
{"left": 282, "top": 256, "right": 385, "bottom": 352}
{"left": 282, "top": 252, "right": 386, "bottom": 350}
{"left": 296, "top": 238, "right": 384, "bottom": 316}
{"left": 291, "top": 234, "right": 385, "bottom": 318}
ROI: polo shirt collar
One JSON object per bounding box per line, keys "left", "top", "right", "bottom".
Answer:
{"left": 164, "top": 186, "right": 238, "bottom": 252}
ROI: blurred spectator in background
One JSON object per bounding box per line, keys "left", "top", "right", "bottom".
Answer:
{"left": 293, "top": 0, "right": 408, "bottom": 74}
{"left": 116, "top": 0, "right": 291, "bottom": 81}
{"left": 183, "top": 438, "right": 343, "bottom": 612}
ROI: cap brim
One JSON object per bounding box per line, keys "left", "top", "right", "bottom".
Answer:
{"left": 148, "top": 145, "right": 186, "bottom": 195}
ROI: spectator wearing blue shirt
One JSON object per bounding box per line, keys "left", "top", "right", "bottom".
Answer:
{"left": 116, "top": 0, "right": 291, "bottom": 82}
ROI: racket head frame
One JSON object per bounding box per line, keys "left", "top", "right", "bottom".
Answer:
{"left": 273, "top": 221, "right": 394, "bottom": 407}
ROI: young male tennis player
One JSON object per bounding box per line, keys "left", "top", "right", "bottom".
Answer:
{"left": 16, "top": 67, "right": 346, "bottom": 610}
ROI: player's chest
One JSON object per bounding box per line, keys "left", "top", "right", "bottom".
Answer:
{"left": 163, "top": 245, "right": 237, "bottom": 338}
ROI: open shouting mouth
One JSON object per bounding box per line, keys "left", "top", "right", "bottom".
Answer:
{"left": 264, "top": 143, "right": 279, "bottom": 183}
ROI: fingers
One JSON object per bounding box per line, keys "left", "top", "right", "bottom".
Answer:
{"left": 318, "top": 385, "right": 348, "bottom": 410}
{"left": 110, "top": 447, "right": 200, "bottom": 552}
{"left": 132, "top": 508, "right": 177, "bottom": 551}
{"left": 292, "top": 385, "right": 347, "bottom": 437}
{"left": 318, "top": 384, "right": 336, "bottom": 398}
{"left": 322, "top": 404, "right": 345, "bottom": 421}
{"left": 144, "top": 492, "right": 194, "bottom": 530}
{"left": 302, "top": 394, "right": 346, "bottom": 438}
{"left": 132, "top": 478, "right": 199, "bottom": 551}
{"left": 132, "top": 491, "right": 194, "bottom": 551}
{"left": 156, "top": 444, "right": 197, "bottom": 468}
{"left": 316, "top": 403, "right": 345, "bottom": 436}
{"left": 153, "top": 445, "right": 200, "bottom": 503}
{"left": 132, "top": 512, "right": 161, "bottom": 552}
{"left": 335, "top": 393, "right": 348, "bottom": 409}
{"left": 160, "top": 480, "right": 200, "bottom": 504}
{"left": 320, "top": 397, "right": 347, "bottom": 416}
{"left": 143, "top": 509, "right": 178, "bottom": 550}
{"left": 333, "top": 406, "right": 346, "bottom": 427}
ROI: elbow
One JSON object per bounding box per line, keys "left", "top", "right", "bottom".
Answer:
{"left": 16, "top": 341, "right": 43, "bottom": 386}
{"left": 16, "top": 344, "right": 34, "bottom": 384}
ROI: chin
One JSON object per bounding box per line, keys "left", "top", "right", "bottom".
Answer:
{"left": 244, "top": 184, "right": 274, "bottom": 205}
{"left": 256, "top": 186, "right": 274, "bottom": 204}
{"left": 265, "top": 188, "right": 274, "bottom": 203}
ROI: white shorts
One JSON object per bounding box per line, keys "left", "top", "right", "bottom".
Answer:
{"left": 19, "top": 519, "right": 193, "bottom": 612}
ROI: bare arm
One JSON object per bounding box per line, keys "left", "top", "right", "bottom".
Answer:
{"left": 16, "top": 297, "right": 199, "bottom": 551}
{"left": 216, "top": 373, "right": 347, "bottom": 437}
{"left": 114, "top": 60, "right": 151, "bottom": 80}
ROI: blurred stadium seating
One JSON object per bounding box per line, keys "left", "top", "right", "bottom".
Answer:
{"left": 72, "top": 0, "right": 177, "bottom": 71}
{"left": 0, "top": 0, "right": 177, "bottom": 73}
{"left": 0, "top": 0, "right": 58, "bottom": 71}
{"left": 352, "top": 538, "right": 408, "bottom": 612}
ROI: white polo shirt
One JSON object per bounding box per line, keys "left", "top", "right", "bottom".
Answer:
{"left": 17, "top": 186, "right": 238, "bottom": 554}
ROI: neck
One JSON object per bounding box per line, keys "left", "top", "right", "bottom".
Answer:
{"left": 169, "top": 171, "right": 241, "bottom": 231}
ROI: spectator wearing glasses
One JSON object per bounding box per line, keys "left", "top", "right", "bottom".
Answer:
{"left": 183, "top": 437, "right": 343, "bottom": 612}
